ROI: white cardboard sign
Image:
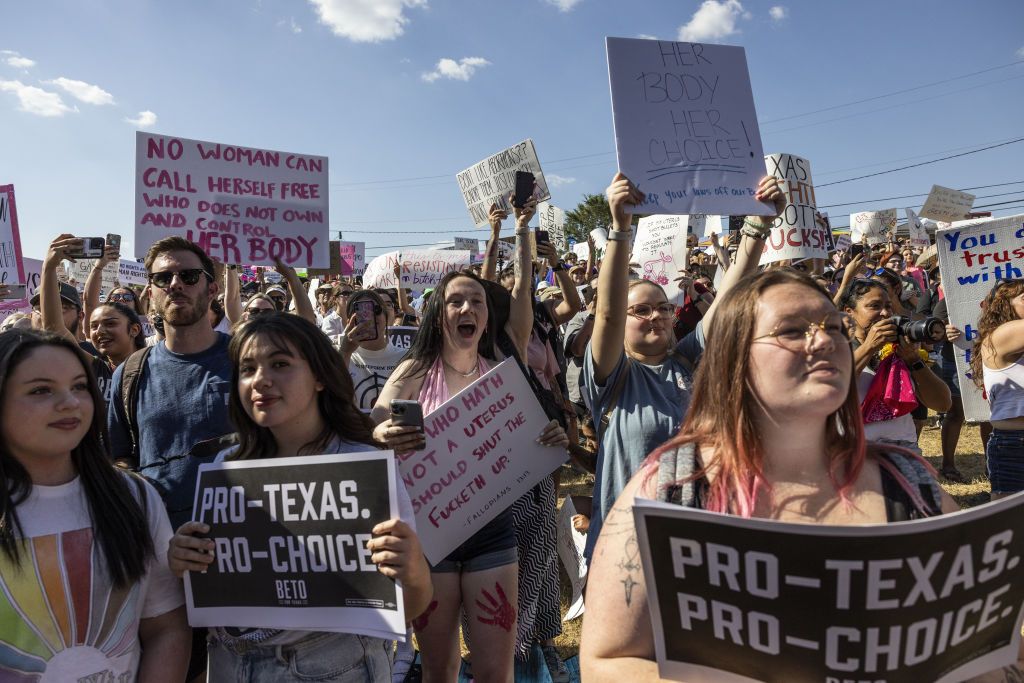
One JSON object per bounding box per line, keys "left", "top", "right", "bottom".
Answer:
{"left": 906, "top": 207, "right": 931, "bottom": 248}
{"left": 557, "top": 497, "right": 587, "bottom": 622}
{"left": 135, "top": 132, "right": 329, "bottom": 267}
{"left": 850, "top": 209, "right": 897, "bottom": 245}
{"left": 606, "top": 37, "right": 768, "bottom": 217}
{"left": 0, "top": 185, "right": 26, "bottom": 293}
{"left": 452, "top": 237, "right": 479, "bottom": 256}
{"left": 632, "top": 215, "right": 689, "bottom": 304}
{"left": 456, "top": 140, "right": 551, "bottom": 227}
{"left": 538, "top": 202, "right": 568, "bottom": 252}
{"left": 760, "top": 153, "right": 826, "bottom": 264}
{"left": 361, "top": 251, "right": 401, "bottom": 289}
{"left": 398, "top": 250, "right": 471, "bottom": 289}
{"left": 701, "top": 215, "right": 724, "bottom": 238}
{"left": 936, "top": 214, "right": 1024, "bottom": 422}
{"left": 399, "top": 359, "right": 566, "bottom": 564}
{"left": 920, "top": 185, "right": 976, "bottom": 223}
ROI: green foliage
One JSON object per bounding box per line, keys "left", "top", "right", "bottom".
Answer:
{"left": 564, "top": 193, "right": 611, "bottom": 244}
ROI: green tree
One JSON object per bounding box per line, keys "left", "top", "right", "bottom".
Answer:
{"left": 564, "top": 193, "right": 611, "bottom": 244}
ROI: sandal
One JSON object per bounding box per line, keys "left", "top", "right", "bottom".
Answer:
{"left": 940, "top": 466, "right": 967, "bottom": 484}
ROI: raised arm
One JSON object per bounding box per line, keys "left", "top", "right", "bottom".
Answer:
{"left": 224, "top": 265, "right": 242, "bottom": 325}
{"left": 275, "top": 259, "right": 316, "bottom": 325}
{"left": 506, "top": 195, "right": 537, "bottom": 360}
{"left": 537, "top": 239, "right": 582, "bottom": 325}
{"left": 832, "top": 253, "right": 866, "bottom": 308}
{"left": 84, "top": 243, "right": 118, "bottom": 322}
{"left": 592, "top": 173, "right": 643, "bottom": 385}
{"left": 480, "top": 203, "right": 508, "bottom": 283}
{"left": 40, "top": 234, "right": 80, "bottom": 344}
{"left": 698, "top": 176, "right": 785, "bottom": 334}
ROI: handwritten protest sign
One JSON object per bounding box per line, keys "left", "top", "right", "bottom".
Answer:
{"left": 632, "top": 215, "right": 689, "bottom": 304}
{"left": 387, "top": 326, "right": 417, "bottom": 351}
{"left": 851, "top": 209, "right": 897, "bottom": 246}
{"left": 362, "top": 251, "right": 400, "bottom": 289}
{"left": 0, "top": 257, "right": 40, "bottom": 319}
{"left": 399, "top": 249, "right": 471, "bottom": 288}
{"left": 538, "top": 202, "right": 568, "bottom": 252}
{"left": 453, "top": 237, "right": 479, "bottom": 257}
{"left": 634, "top": 493, "right": 1024, "bottom": 683}
{"left": 557, "top": 497, "right": 587, "bottom": 622}
{"left": 760, "top": 153, "right": 825, "bottom": 264}
{"left": 832, "top": 233, "right": 851, "bottom": 253}
{"left": 134, "top": 132, "right": 329, "bottom": 267}
{"left": 340, "top": 241, "right": 365, "bottom": 276}
{"left": 69, "top": 258, "right": 147, "bottom": 296}
{"left": 937, "top": 214, "right": 1024, "bottom": 422}
{"left": 906, "top": 208, "right": 930, "bottom": 248}
{"left": 456, "top": 140, "right": 550, "bottom": 227}
{"left": 0, "top": 185, "right": 26, "bottom": 302}
{"left": 920, "top": 185, "right": 976, "bottom": 223}
{"left": 572, "top": 242, "right": 590, "bottom": 261}
{"left": 606, "top": 37, "right": 768, "bottom": 217}
{"left": 185, "top": 451, "right": 404, "bottom": 640}
{"left": 398, "top": 359, "right": 566, "bottom": 564}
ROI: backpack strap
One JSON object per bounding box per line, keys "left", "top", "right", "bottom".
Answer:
{"left": 120, "top": 346, "right": 153, "bottom": 471}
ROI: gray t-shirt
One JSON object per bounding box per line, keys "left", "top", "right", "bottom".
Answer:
{"left": 563, "top": 310, "right": 591, "bottom": 408}
{"left": 582, "top": 324, "right": 704, "bottom": 558}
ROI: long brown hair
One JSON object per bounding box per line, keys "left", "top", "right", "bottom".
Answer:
{"left": 227, "top": 314, "right": 377, "bottom": 460}
{"left": 646, "top": 269, "right": 866, "bottom": 517}
{"left": 970, "top": 279, "right": 1024, "bottom": 388}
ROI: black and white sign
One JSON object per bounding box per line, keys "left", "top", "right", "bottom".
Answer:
{"left": 456, "top": 139, "right": 551, "bottom": 227}
{"left": 387, "top": 326, "right": 417, "bottom": 350}
{"left": 634, "top": 494, "right": 1024, "bottom": 683}
{"left": 185, "top": 451, "right": 404, "bottom": 640}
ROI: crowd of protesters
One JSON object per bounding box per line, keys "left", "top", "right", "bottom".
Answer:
{"left": 0, "top": 170, "right": 1021, "bottom": 683}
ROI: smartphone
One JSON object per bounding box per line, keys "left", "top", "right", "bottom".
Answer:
{"left": 512, "top": 171, "right": 536, "bottom": 209}
{"left": 66, "top": 237, "right": 105, "bottom": 259}
{"left": 849, "top": 244, "right": 865, "bottom": 258}
{"left": 390, "top": 399, "right": 425, "bottom": 450}
{"left": 535, "top": 230, "right": 550, "bottom": 246}
{"left": 353, "top": 299, "right": 379, "bottom": 341}
{"left": 105, "top": 233, "right": 122, "bottom": 256}
{"left": 401, "top": 312, "right": 418, "bottom": 327}
{"left": 0, "top": 284, "right": 26, "bottom": 300}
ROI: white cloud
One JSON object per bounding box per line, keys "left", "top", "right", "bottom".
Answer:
{"left": 307, "top": 0, "right": 426, "bottom": 42}
{"left": 0, "top": 80, "right": 74, "bottom": 116}
{"left": 6, "top": 56, "right": 35, "bottom": 68}
{"left": 1017, "top": 46, "right": 1024, "bottom": 58}
{"left": 678, "top": 0, "right": 747, "bottom": 42}
{"left": 124, "top": 110, "right": 158, "bottom": 129}
{"left": 547, "top": 174, "right": 576, "bottom": 188}
{"left": 543, "top": 0, "right": 582, "bottom": 12}
{"left": 769, "top": 5, "right": 787, "bottom": 21}
{"left": 421, "top": 57, "right": 490, "bottom": 83}
{"left": 278, "top": 17, "right": 302, "bottom": 33}
{"left": 46, "top": 77, "right": 115, "bottom": 105}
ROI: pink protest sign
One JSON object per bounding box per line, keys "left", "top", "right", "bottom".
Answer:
{"left": 339, "top": 241, "right": 365, "bottom": 276}
{"left": 0, "top": 185, "right": 27, "bottom": 305}
{"left": 397, "top": 358, "right": 566, "bottom": 564}
{"left": 134, "top": 132, "right": 330, "bottom": 267}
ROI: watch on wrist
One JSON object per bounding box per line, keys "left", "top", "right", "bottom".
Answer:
{"left": 607, "top": 229, "right": 632, "bottom": 242}
{"left": 909, "top": 359, "right": 926, "bottom": 372}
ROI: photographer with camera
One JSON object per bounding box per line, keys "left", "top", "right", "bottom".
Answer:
{"left": 842, "top": 280, "right": 950, "bottom": 454}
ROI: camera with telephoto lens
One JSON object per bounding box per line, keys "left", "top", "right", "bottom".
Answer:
{"left": 891, "top": 315, "right": 944, "bottom": 343}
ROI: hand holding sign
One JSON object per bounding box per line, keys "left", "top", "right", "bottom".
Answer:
{"left": 169, "top": 521, "right": 215, "bottom": 576}
{"left": 606, "top": 172, "right": 646, "bottom": 224}
{"left": 366, "top": 518, "right": 430, "bottom": 585}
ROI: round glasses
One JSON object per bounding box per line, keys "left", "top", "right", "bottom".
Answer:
{"left": 626, "top": 303, "right": 676, "bottom": 320}
{"left": 753, "top": 315, "right": 855, "bottom": 353}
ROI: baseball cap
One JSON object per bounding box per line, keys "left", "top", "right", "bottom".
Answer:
{"left": 265, "top": 285, "right": 287, "bottom": 297}
{"left": 30, "top": 282, "right": 81, "bottom": 310}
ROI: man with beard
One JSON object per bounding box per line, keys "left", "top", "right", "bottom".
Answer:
{"left": 106, "top": 236, "right": 230, "bottom": 682}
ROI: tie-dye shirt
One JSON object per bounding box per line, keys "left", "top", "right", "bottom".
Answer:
{"left": 0, "top": 475, "right": 183, "bottom": 682}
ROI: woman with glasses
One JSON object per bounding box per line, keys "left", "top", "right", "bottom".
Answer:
{"left": 970, "top": 279, "right": 1024, "bottom": 498}
{"left": 581, "top": 269, "right": 974, "bottom": 679}
{"left": 841, "top": 279, "right": 950, "bottom": 454}
{"left": 321, "top": 282, "right": 356, "bottom": 337}
{"left": 239, "top": 293, "right": 278, "bottom": 324}
{"left": 581, "top": 172, "right": 785, "bottom": 560}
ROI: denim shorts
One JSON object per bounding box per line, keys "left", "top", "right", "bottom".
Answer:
{"left": 987, "top": 429, "right": 1024, "bottom": 494}
{"left": 430, "top": 507, "right": 517, "bottom": 573}
{"left": 208, "top": 631, "right": 391, "bottom": 682}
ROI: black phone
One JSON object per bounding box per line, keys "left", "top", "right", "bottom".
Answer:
{"left": 390, "top": 400, "right": 425, "bottom": 450}
{"left": 66, "top": 237, "right": 105, "bottom": 259}
{"left": 513, "top": 171, "right": 536, "bottom": 209}
{"left": 535, "top": 230, "right": 549, "bottom": 245}
{"left": 849, "top": 244, "right": 865, "bottom": 258}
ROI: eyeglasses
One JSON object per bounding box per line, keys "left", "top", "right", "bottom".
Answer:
{"left": 626, "top": 303, "right": 676, "bottom": 320}
{"left": 753, "top": 315, "right": 855, "bottom": 353}
{"left": 149, "top": 269, "right": 212, "bottom": 289}
{"left": 245, "top": 307, "right": 275, "bottom": 317}
{"left": 110, "top": 292, "right": 136, "bottom": 303}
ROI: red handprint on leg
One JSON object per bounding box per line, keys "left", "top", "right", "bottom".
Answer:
{"left": 411, "top": 599, "right": 438, "bottom": 632}
{"left": 475, "top": 582, "right": 516, "bottom": 632}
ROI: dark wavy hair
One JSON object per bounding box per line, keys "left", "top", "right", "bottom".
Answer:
{"left": 227, "top": 314, "right": 377, "bottom": 461}
{"left": 0, "top": 330, "right": 153, "bottom": 586}
{"left": 397, "top": 270, "right": 499, "bottom": 380}
{"left": 838, "top": 279, "right": 888, "bottom": 311}
{"left": 970, "top": 279, "right": 1024, "bottom": 389}
{"left": 91, "top": 301, "right": 146, "bottom": 353}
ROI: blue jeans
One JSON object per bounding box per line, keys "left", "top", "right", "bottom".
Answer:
{"left": 987, "top": 429, "right": 1024, "bottom": 494}
{"left": 208, "top": 631, "right": 392, "bottom": 682}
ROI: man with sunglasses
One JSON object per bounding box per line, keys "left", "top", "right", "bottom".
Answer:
{"left": 106, "top": 236, "right": 232, "bottom": 682}
{"left": 336, "top": 289, "right": 407, "bottom": 411}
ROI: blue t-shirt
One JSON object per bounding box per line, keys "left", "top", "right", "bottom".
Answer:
{"left": 582, "top": 324, "right": 704, "bottom": 559}
{"left": 107, "top": 334, "right": 233, "bottom": 528}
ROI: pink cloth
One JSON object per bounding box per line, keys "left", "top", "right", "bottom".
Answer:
{"left": 861, "top": 354, "right": 918, "bottom": 424}
{"left": 418, "top": 355, "right": 491, "bottom": 414}
{"left": 526, "top": 329, "right": 560, "bottom": 392}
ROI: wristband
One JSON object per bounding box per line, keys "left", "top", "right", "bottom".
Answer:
{"left": 744, "top": 217, "right": 774, "bottom": 230}
{"left": 740, "top": 224, "right": 770, "bottom": 240}
{"left": 551, "top": 263, "right": 566, "bottom": 272}
{"left": 607, "top": 229, "right": 632, "bottom": 242}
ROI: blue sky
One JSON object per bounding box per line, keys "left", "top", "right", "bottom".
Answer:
{"left": 2, "top": 0, "right": 1023, "bottom": 262}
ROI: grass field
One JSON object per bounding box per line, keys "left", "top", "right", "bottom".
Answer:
{"left": 550, "top": 419, "right": 993, "bottom": 658}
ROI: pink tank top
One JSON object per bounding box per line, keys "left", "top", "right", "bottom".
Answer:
{"left": 418, "top": 356, "right": 492, "bottom": 414}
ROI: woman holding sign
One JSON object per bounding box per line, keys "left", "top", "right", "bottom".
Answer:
{"left": 582, "top": 172, "right": 786, "bottom": 561}
{"left": 579, "top": 269, "right": 994, "bottom": 681}
{"left": 970, "top": 279, "right": 1024, "bottom": 498}
{"left": 0, "top": 329, "right": 189, "bottom": 680}
{"left": 167, "top": 313, "right": 433, "bottom": 682}
{"left": 371, "top": 198, "right": 569, "bottom": 683}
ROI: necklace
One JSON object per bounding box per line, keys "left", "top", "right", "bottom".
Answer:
{"left": 443, "top": 358, "right": 479, "bottom": 378}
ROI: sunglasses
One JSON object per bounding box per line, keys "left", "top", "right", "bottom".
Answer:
{"left": 245, "top": 307, "right": 275, "bottom": 317}
{"left": 110, "top": 292, "right": 136, "bottom": 302}
{"left": 148, "top": 268, "right": 212, "bottom": 289}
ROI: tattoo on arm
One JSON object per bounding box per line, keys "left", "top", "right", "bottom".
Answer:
{"left": 603, "top": 503, "right": 643, "bottom": 606}
{"left": 1000, "top": 665, "right": 1024, "bottom": 683}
